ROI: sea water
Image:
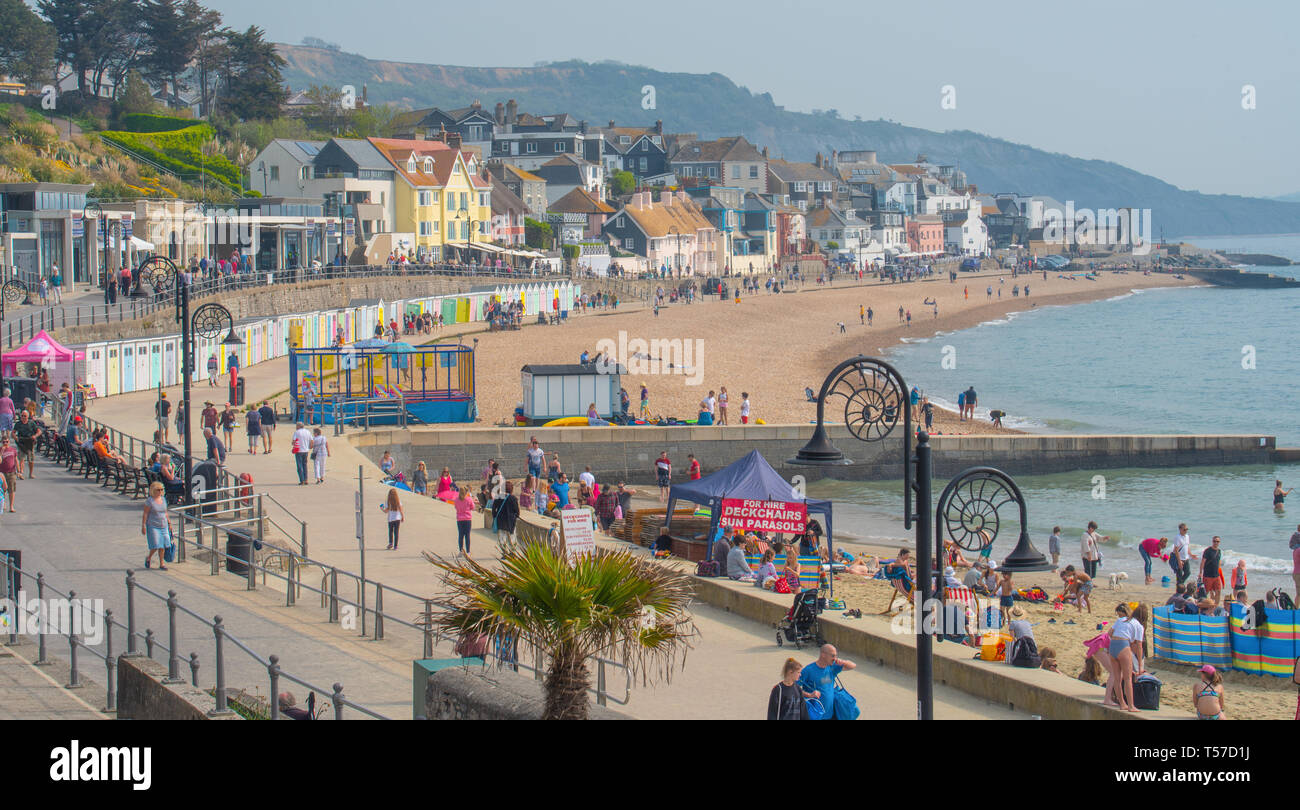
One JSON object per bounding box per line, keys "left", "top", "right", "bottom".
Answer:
{"left": 813, "top": 234, "right": 1300, "bottom": 593}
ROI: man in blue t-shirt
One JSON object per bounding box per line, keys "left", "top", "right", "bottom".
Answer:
{"left": 550, "top": 473, "right": 571, "bottom": 508}
{"left": 798, "top": 644, "right": 858, "bottom": 720}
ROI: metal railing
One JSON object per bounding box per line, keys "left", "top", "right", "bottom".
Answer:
{"left": 330, "top": 393, "right": 407, "bottom": 434}
{"left": 2, "top": 262, "right": 573, "bottom": 348}
{"left": 0, "top": 553, "right": 389, "bottom": 719}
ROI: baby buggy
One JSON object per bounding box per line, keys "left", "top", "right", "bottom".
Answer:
{"left": 775, "top": 589, "right": 824, "bottom": 649}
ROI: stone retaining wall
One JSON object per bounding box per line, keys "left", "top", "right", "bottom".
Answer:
{"left": 116, "top": 655, "right": 241, "bottom": 720}
{"left": 424, "top": 666, "right": 630, "bottom": 720}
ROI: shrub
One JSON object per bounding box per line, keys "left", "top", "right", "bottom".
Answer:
{"left": 119, "top": 113, "right": 197, "bottom": 133}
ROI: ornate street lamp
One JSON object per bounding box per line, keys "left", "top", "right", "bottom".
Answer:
{"left": 935, "top": 467, "right": 1053, "bottom": 576}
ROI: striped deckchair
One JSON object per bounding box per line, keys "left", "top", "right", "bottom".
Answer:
{"left": 745, "top": 554, "right": 822, "bottom": 588}
{"left": 943, "top": 587, "right": 982, "bottom": 636}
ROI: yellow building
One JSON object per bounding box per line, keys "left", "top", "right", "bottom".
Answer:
{"left": 369, "top": 138, "right": 492, "bottom": 262}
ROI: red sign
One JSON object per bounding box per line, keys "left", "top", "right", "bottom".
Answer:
{"left": 718, "top": 499, "right": 807, "bottom": 534}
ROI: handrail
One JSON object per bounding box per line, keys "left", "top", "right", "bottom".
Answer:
{"left": 0, "top": 552, "right": 389, "bottom": 719}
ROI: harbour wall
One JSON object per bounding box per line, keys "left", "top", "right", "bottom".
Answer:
{"left": 350, "top": 425, "right": 1277, "bottom": 484}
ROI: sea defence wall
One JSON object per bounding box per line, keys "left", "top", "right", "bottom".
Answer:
{"left": 351, "top": 425, "right": 1276, "bottom": 484}
{"left": 1184, "top": 267, "right": 1300, "bottom": 289}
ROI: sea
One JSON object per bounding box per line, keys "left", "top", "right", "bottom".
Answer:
{"left": 809, "top": 233, "right": 1300, "bottom": 594}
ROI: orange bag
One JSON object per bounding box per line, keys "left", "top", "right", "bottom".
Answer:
{"left": 980, "top": 631, "right": 1011, "bottom": 662}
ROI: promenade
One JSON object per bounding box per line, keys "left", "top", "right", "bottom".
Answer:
{"left": 0, "top": 648, "right": 107, "bottom": 720}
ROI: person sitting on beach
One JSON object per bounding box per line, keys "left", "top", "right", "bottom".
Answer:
{"left": 1078, "top": 656, "right": 1105, "bottom": 685}
{"left": 963, "top": 562, "right": 988, "bottom": 593}
{"left": 710, "top": 529, "right": 732, "bottom": 573}
{"left": 944, "top": 540, "right": 973, "bottom": 569}
{"left": 756, "top": 550, "right": 780, "bottom": 589}
{"left": 884, "top": 549, "right": 914, "bottom": 596}
{"left": 727, "top": 536, "right": 757, "bottom": 582}
{"left": 1039, "top": 645, "right": 1061, "bottom": 674}
{"left": 943, "top": 566, "right": 962, "bottom": 589}
{"left": 1193, "top": 664, "right": 1227, "bottom": 720}
{"left": 1196, "top": 598, "right": 1225, "bottom": 618}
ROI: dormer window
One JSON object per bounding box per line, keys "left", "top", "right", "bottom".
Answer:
{"left": 423, "top": 157, "right": 433, "bottom": 173}
{"left": 406, "top": 156, "right": 416, "bottom": 172}
{"left": 619, "top": 136, "right": 630, "bottom": 145}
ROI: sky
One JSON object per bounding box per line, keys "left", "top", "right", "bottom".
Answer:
{"left": 198, "top": 0, "right": 1299, "bottom": 198}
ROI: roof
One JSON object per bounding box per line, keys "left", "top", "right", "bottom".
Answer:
{"left": 549, "top": 187, "right": 614, "bottom": 215}
{"left": 520, "top": 363, "right": 627, "bottom": 376}
{"left": 670, "top": 136, "right": 764, "bottom": 164}
{"left": 368, "top": 139, "right": 488, "bottom": 188}
{"left": 616, "top": 196, "right": 715, "bottom": 239}
{"left": 533, "top": 155, "right": 595, "bottom": 185}
{"left": 490, "top": 182, "right": 528, "bottom": 215}
{"left": 767, "top": 159, "right": 838, "bottom": 184}
{"left": 805, "top": 205, "right": 863, "bottom": 228}
{"left": 328, "top": 138, "right": 390, "bottom": 170}
{"left": 270, "top": 139, "right": 326, "bottom": 164}
{"left": 890, "top": 165, "right": 928, "bottom": 176}
{"left": 493, "top": 163, "right": 543, "bottom": 183}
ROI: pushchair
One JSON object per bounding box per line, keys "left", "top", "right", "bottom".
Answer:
{"left": 775, "top": 589, "right": 824, "bottom": 649}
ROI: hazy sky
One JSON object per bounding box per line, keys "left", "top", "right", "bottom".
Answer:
{"left": 200, "top": 0, "right": 1297, "bottom": 198}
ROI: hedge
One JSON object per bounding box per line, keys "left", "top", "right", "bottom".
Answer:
{"left": 119, "top": 113, "right": 198, "bottom": 133}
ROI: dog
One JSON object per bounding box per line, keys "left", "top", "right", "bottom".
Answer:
{"left": 1108, "top": 571, "right": 1129, "bottom": 590}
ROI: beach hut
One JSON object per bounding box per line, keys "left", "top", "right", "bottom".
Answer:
{"left": 519, "top": 363, "right": 625, "bottom": 424}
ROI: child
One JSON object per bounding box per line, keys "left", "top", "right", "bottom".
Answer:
{"left": 997, "top": 569, "right": 1015, "bottom": 627}
{"left": 740, "top": 392, "right": 751, "bottom": 424}
{"left": 1193, "top": 664, "right": 1226, "bottom": 720}
{"left": 1230, "top": 559, "right": 1247, "bottom": 593}
{"left": 380, "top": 488, "right": 404, "bottom": 550}
{"left": 756, "top": 549, "right": 779, "bottom": 589}
{"left": 1078, "top": 655, "right": 1104, "bottom": 685}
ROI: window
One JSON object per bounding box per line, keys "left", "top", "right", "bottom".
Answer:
{"left": 817, "top": 182, "right": 832, "bottom": 192}
{"left": 418, "top": 191, "right": 431, "bottom": 206}
{"left": 479, "top": 192, "right": 488, "bottom": 207}
{"left": 651, "top": 135, "right": 662, "bottom": 145}
{"left": 624, "top": 238, "right": 634, "bottom": 249}
{"left": 300, "top": 166, "right": 311, "bottom": 180}
{"left": 459, "top": 192, "right": 468, "bottom": 210}
{"left": 749, "top": 165, "right": 758, "bottom": 179}
{"left": 270, "top": 166, "right": 280, "bottom": 181}
{"left": 620, "top": 135, "right": 630, "bottom": 145}
{"left": 525, "top": 142, "right": 538, "bottom": 153}
{"left": 406, "top": 156, "right": 416, "bottom": 171}
{"left": 496, "top": 141, "right": 509, "bottom": 153}
{"left": 641, "top": 140, "right": 649, "bottom": 151}
{"left": 418, "top": 221, "right": 432, "bottom": 236}
{"left": 793, "top": 181, "right": 807, "bottom": 193}
{"left": 639, "top": 157, "right": 647, "bottom": 172}
{"left": 707, "top": 166, "right": 718, "bottom": 178}
{"left": 554, "top": 141, "right": 566, "bottom": 153}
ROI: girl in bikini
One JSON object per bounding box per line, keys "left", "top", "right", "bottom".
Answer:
{"left": 1193, "top": 665, "right": 1226, "bottom": 720}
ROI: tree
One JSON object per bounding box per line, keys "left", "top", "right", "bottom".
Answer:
{"left": 0, "top": 0, "right": 57, "bottom": 85}
{"left": 140, "top": 0, "right": 219, "bottom": 109}
{"left": 609, "top": 169, "right": 635, "bottom": 196}
{"left": 38, "top": 0, "right": 140, "bottom": 99}
{"left": 525, "top": 217, "right": 552, "bottom": 249}
{"left": 218, "top": 25, "right": 287, "bottom": 121}
{"left": 112, "top": 68, "right": 157, "bottom": 118}
{"left": 420, "top": 541, "right": 696, "bottom": 720}
{"left": 301, "top": 83, "right": 344, "bottom": 132}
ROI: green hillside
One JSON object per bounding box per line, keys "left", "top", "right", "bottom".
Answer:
{"left": 100, "top": 119, "right": 246, "bottom": 195}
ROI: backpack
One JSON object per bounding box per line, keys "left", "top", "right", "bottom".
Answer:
{"left": 695, "top": 560, "right": 720, "bottom": 578}
{"left": 1009, "top": 636, "right": 1041, "bottom": 668}
{"left": 1272, "top": 588, "right": 1296, "bottom": 611}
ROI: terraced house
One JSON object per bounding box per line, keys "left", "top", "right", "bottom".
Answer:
{"left": 669, "top": 136, "right": 767, "bottom": 194}
{"left": 369, "top": 138, "right": 492, "bottom": 263}
{"left": 602, "top": 191, "right": 719, "bottom": 275}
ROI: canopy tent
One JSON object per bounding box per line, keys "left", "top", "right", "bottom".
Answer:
{"left": 666, "top": 450, "right": 834, "bottom": 587}
{"left": 1, "top": 330, "right": 86, "bottom": 395}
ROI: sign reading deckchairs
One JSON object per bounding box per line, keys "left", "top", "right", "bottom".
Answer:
{"left": 718, "top": 499, "right": 807, "bottom": 534}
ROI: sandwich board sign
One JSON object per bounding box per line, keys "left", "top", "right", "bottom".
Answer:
{"left": 560, "top": 510, "right": 596, "bottom": 563}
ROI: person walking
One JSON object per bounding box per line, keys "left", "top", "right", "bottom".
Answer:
{"left": 155, "top": 392, "right": 171, "bottom": 443}
{"left": 258, "top": 401, "right": 276, "bottom": 453}
{"left": 1080, "top": 521, "right": 1107, "bottom": 579}
{"left": 49, "top": 266, "right": 61, "bottom": 304}
{"left": 797, "top": 644, "right": 858, "bottom": 721}
{"left": 1199, "top": 535, "right": 1226, "bottom": 606}
{"left": 1171, "top": 523, "right": 1196, "bottom": 588}
{"left": 380, "top": 488, "right": 405, "bottom": 550}
{"left": 768, "top": 658, "right": 814, "bottom": 720}
{"left": 310, "top": 428, "right": 329, "bottom": 483}
{"left": 290, "top": 422, "right": 312, "bottom": 485}
{"left": 412, "top": 461, "right": 428, "bottom": 495}
{"left": 12, "top": 410, "right": 40, "bottom": 481}
{"left": 454, "top": 487, "right": 475, "bottom": 555}
{"left": 203, "top": 427, "right": 226, "bottom": 466}
{"left": 495, "top": 481, "right": 520, "bottom": 546}
{"left": 655, "top": 451, "right": 672, "bottom": 503}
{"left": 0, "top": 387, "right": 14, "bottom": 440}
{"left": 0, "top": 436, "right": 17, "bottom": 513}
{"left": 244, "top": 405, "right": 262, "bottom": 454}
{"left": 220, "top": 404, "right": 236, "bottom": 448}
{"left": 525, "top": 437, "right": 545, "bottom": 479}
{"left": 1047, "top": 525, "right": 1062, "bottom": 567}
{"left": 141, "top": 481, "right": 172, "bottom": 570}
{"left": 207, "top": 354, "right": 218, "bottom": 386}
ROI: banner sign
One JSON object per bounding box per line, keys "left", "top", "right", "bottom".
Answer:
{"left": 122, "top": 213, "right": 133, "bottom": 238}
{"left": 71, "top": 212, "right": 83, "bottom": 238}
{"left": 561, "top": 510, "right": 596, "bottom": 562}
{"left": 344, "top": 217, "right": 355, "bottom": 237}
{"left": 718, "top": 499, "right": 807, "bottom": 534}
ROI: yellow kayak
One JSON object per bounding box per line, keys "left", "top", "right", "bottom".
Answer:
{"left": 541, "top": 416, "right": 611, "bottom": 427}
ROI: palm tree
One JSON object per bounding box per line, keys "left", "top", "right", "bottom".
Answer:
{"left": 420, "top": 540, "right": 696, "bottom": 720}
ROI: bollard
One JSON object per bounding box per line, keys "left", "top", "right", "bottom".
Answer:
{"left": 35, "top": 572, "right": 48, "bottom": 664}
{"left": 163, "top": 590, "right": 182, "bottom": 683}
{"left": 328, "top": 568, "right": 338, "bottom": 622}
{"left": 144, "top": 628, "right": 155, "bottom": 659}
{"left": 66, "top": 635, "right": 81, "bottom": 689}
{"left": 189, "top": 653, "right": 200, "bottom": 687}
{"left": 124, "top": 570, "right": 138, "bottom": 656}
{"left": 285, "top": 555, "right": 295, "bottom": 607}
{"left": 373, "top": 585, "right": 384, "bottom": 640}
{"left": 267, "top": 654, "right": 282, "bottom": 720}
{"left": 210, "top": 616, "right": 231, "bottom": 715}
{"left": 104, "top": 610, "right": 116, "bottom": 711}
{"left": 1, "top": 555, "right": 15, "bottom": 646}
{"left": 210, "top": 524, "right": 220, "bottom": 576}
{"left": 423, "top": 599, "right": 433, "bottom": 658}
{"left": 332, "top": 683, "right": 345, "bottom": 720}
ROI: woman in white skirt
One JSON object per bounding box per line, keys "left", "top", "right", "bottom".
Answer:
{"left": 310, "top": 427, "right": 330, "bottom": 483}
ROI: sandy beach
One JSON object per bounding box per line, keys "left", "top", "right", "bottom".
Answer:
{"left": 463, "top": 269, "right": 1194, "bottom": 427}
{"left": 825, "top": 536, "right": 1299, "bottom": 720}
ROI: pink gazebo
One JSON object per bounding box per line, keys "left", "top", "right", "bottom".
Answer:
{"left": 1, "top": 330, "right": 85, "bottom": 392}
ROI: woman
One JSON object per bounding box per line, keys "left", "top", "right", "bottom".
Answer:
{"left": 380, "top": 488, "right": 404, "bottom": 550}
{"left": 412, "top": 461, "right": 428, "bottom": 495}
{"left": 1193, "top": 664, "right": 1226, "bottom": 720}
{"left": 141, "top": 481, "right": 171, "bottom": 570}
{"left": 310, "top": 428, "right": 329, "bottom": 483}
{"left": 436, "top": 467, "right": 455, "bottom": 500}
{"left": 767, "top": 658, "right": 813, "bottom": 720}
{"left": 1274, "top": 480, "right": 1294, "bottom": 512}
{"left": 547, "top": 453, "right": 562, "bottom": 485}
{"left": 379, "top": 451, "right": 395, "bottom": 477}
{"left": 1105, "top": 603, "right": 1141, "bottom": 711}
{"left": 586, "top": 402, "right": 599, "bottom": 420}
{"left": 717, "top": 387, "right": 729, "bottom": 425}
{"left": 519, "top": 474, "right": 536, "bottom": 513}
{"left": 454, "top": 487, "right": 475, "bottom": 555}
{"left": 219, "top": 405, "right": 236, "bottom": 448}
{"left": 595, "top": 486, "right": 617, "bottom": 533}
{"left": 1138, "top": 537, "right": 1168, "bottom": 585}
{"left": 244, "top": 406, "right": 262, "bottom": 454}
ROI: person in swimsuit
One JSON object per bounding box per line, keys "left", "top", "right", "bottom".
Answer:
{"left": 1274, "top": 480, "right": 1294, "bottom": 512}
{"left": 1193, "top": 664, "right": 1226, "bottom": 720}
{"left": 1104, "top": 603, "right": 1141, "bottom": 712}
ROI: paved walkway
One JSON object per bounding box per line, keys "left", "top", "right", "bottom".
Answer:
{"left": 0, "top": 649, "right": 107, "bottom": 720}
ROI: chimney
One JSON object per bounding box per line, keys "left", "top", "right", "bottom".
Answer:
{"left": 762, "top": 146, "right": 769, "bottom": 159}
{"left": 831, "top": 149, "right": 837, "bottom": 162}
{"left": 655, "top": 120, "right": 663, "bottom": 134}
{"left": 676, "top": 190, "right": 691, "bottom": 206}
{"left": 865, "top": 150, "right": 876, "bottom": 164}
{"left": 580, "top": 120, "right": 587, "bottom": 134}
{"left": 506, "top": 99, "right": 517, "bottom": 132}
{"left": 412, "top": 131, "right": 425, "bottom": 141}
{"left": 632, "top": 192, "right": 645, "bottom": 211}
{"left": 447, "top": 132, "right": 462, "bottom": 150}
{"left": 471, "top": 99, "right": 481, "bottom": 110}
{"left": 608, "top": 120, "right": 616, "bottom": 129}
{"left": 362, "top": 85, "right": 368, "bottom": 104}
{"left": 495, "top": 102, "right": 505, "bottom": 126}
{"left": 660, "top": 191, "right": 673, "bottom": 206}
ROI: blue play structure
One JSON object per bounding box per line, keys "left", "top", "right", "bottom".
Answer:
{"left": 289, "top": 342, "right": 476, "bottom": 425}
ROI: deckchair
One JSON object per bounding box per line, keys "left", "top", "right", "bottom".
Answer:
{"left": 880, "top": 560, "right": 915, "bottom": 614}
{"left": 745, "top": 554, "right": 822, "bottom": 589}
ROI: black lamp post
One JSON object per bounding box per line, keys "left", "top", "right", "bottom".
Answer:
{"left": 788, "top": 356, "right": 935, "bottom": 719}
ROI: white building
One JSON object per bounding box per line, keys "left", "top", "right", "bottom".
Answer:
{"left": 943, "top": 203, "right": 988, "bottom": 256}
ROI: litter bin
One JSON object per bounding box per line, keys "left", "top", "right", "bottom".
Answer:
{"left": 225, "top": 529, "right": 252, "bottom": 575}
{"left": 229, "top": 377, "right": 245, "bottom": 406}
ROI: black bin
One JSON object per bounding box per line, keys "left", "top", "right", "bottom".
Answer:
{"left": 225, "top": 529, "right": 252, "bottom": 575}
{"left": 229, "top": 377, "right": 245, "bottom": 406}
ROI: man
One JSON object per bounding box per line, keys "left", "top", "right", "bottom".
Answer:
{"left": 1080, "top": 520, "right": 1107, "bottom": 579}
{"left": 798, "top": 645, "right": 858, "bottom": 721}
{"left": 257, "top": 401, "right": 276, "bottom": 453}
{"left": 227, "top": 350, "right": 239, "bottom": 375}
{"left": 494, "top": 481, "right": 520, "bottom": 546}
{"left": 1171, "top": 523, "right": 1196, "bottom": 588}
{"left": 687, "top": 454, "right": 701, "bottom": 481}
{"left": 290, "top": 422, "right": 312, "bottom": 485}
{"left": 1199, "top": 535, "right": 1226, "bottom": 606}
{"left": 201, "top": 401, "right": 218, "bottom": 434}
{"left": 550, "top": 472, "right": 571, "bottom": 509}
{"left": 525, "top": 437, "right": 545, "bottom": 479}
{"left": 964, "top": 386, "right": 978, "bottom": 420}
{"left": 299, "top": 378, "right": 316, "bottom": 424}
{"left": 922, "top": 397, "right": 934, "bottom": 432}
{"left": 0, "top": 436, "right": 17, "bottom": 513}
{"left": 655, "top": 451, "right": 671, "bottom": 503}
{"left": 577, "top": 465, "right": 595, "bottom": 490}
{"left": 155, "top": 392, "right": 171, "bottom": 443}
{"left": 204, "top": 427, "right": 226, "bottom": 467}
{"left": 13, "top": 411, "right": 41, "bottom": 481}
{"left": 1290, "top": 524, "right": 1300, "bottom": 603}
{"left": 1047, "top": 525, "right": 1063, "bottom": 567}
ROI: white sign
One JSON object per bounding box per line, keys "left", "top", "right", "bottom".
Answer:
{"left": 560, "top": 510, "right": 596, "bottom": 562}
